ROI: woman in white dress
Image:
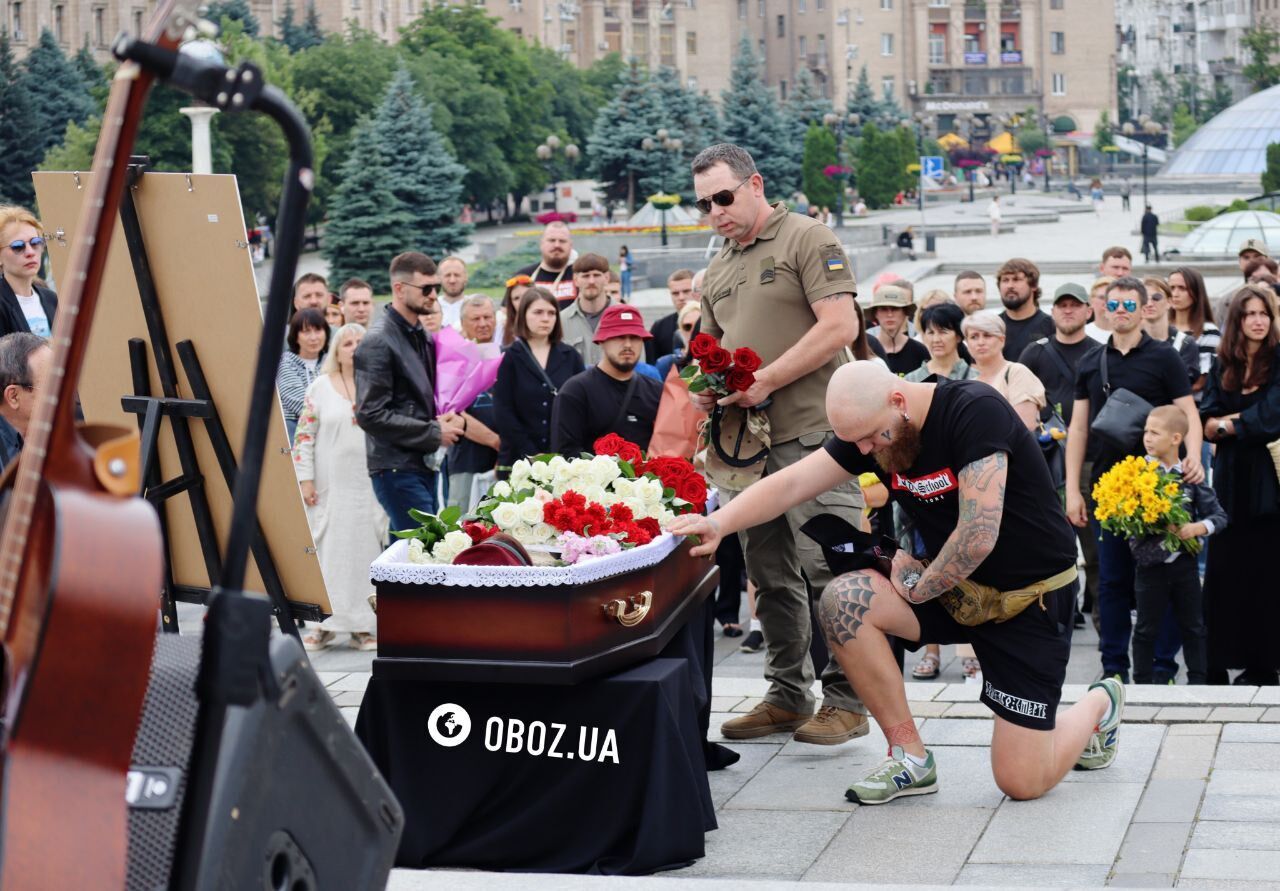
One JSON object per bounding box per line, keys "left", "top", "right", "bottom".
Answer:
{"left": 293, "top": 323, "right": 388, "bottom": 651}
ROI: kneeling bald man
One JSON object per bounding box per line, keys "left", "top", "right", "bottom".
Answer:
{"left": 672, "top": 363, "right": 1124, "bottom": 804}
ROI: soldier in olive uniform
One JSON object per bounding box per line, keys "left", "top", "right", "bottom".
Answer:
{"left": 691, "top": 143, "right": 868, "bottom": 745}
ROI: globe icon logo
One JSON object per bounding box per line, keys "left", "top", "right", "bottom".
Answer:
{"left": 427, "top": 703, "right": 471, "bottom": 747}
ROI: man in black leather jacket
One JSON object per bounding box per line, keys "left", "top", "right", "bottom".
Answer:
{"left": 355, "top": 251, "right": 464, "bottom": 535}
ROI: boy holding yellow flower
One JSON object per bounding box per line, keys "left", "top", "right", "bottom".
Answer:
{"left": 1120, "top": 406, "right": 1227, "bottom": 684}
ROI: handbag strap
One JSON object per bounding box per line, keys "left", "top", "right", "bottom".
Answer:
{"left": 608, "top": 373, "right": 640, "bottom": 432}
{"left": 519, "top": 339, "right": 561, "bottom": 396}
{"left": 1040, "top": 338, "right": 1075, "bottom": 387}
{"left": 1099, "top": 346, "right": 1112, "bottom": 396}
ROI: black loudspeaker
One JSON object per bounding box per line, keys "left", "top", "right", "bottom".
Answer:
{"left": 126, "top": 632, "right": 403, "bottom": 891}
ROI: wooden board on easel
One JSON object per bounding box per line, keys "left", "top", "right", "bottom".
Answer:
{"left": 33, "top": 169, "right": 330, "bottom": 618}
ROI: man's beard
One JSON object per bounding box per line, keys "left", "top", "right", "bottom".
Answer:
{"left": 1001, "top": 290, "right": 1030, "bottom": 311}
{"left": 1056, "top": 318, "right": 1086, "bottom": 337}
{"left": 607, "top": 356, "right": 637, "bottom": 374}
{"left": 873, "top": 415, "right": 923, "bottom": 474}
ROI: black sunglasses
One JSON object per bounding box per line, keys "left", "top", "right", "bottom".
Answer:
{"left": 402, "top": 281, "right": 438, "bottom": 295}
{"left": 694, "top": 176, "right": 752, "bottom": 215}
{"left": 6, "top": 237, "right": 45, "bottom": 252}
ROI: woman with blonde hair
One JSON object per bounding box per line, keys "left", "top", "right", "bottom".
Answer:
{"left": 912, "top": 288, "right": 952, "bottom": 332}
{"left": 0, "top": 205, "right": 56, "bottom": 339}
{"left": 293, "top": 322, "right": 388, "bottom": 651}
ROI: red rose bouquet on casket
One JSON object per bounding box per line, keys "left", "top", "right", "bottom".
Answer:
{"left": 680, "top": 333, "right": 762, "bottom": 396}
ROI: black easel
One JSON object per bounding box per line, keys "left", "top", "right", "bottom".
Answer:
{"left": 116, "top": 156, "right": 314, "bottom": 637}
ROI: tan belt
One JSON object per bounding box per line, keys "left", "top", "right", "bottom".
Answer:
{"left": 940, "top": 565, "right": 1079, "bottom": 627}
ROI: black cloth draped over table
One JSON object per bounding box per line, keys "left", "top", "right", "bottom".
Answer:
{"left": 355, "top": 599, "right": 735, "bottom": 875}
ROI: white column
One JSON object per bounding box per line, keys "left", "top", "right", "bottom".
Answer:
{"left": 179, "top": 106, "right": 220, "bottom": 175}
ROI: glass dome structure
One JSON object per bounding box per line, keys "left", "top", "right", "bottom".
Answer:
{"left": 1177, "top": 210, "right": 1280, "bottom": 257}
{"left": 1162, "top": 83, "right": 1280, "bottom": 176}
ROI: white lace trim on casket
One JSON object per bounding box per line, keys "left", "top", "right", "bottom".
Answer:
{"left": 369, "top": 532, "right": 684, "bottom": 587}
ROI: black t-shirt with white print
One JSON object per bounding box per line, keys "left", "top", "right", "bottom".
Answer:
{"left": 824, "top": 378, "right": 1077, "bottom": 590}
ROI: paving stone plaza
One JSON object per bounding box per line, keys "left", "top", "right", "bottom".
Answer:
{"left": 302, "top": 188, "right": 1280, "bottom": 889}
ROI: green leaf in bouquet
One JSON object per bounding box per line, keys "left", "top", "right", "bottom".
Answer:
{"left": 618, "top": 459, "right": 636, "bottom": 478}
{"left": 439, "top": 504, "right": 463, "bottom": 526}
{"left": 687, "top": 377, "right": 710, "bottom": 393}
{"left": 390, "top": 527, "right": 419, "bottom": 540}
{"left": 532, "top": 453, "right": 555, "bottom": 464}
{"left": 679, "top": 364, "right": 699, "bottom": 381}
{"left": 663, "top": 486, "right": 676, "bottom": 500}
{"left": 406, "top": 507, "right": 436, "bottom": 524}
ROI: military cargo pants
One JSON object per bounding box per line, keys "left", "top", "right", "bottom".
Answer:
{"left": 725, "top": 434, "right": 865, "bottom": 715}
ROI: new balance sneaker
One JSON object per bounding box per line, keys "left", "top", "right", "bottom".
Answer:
{"left": 845, "top": 746, "right": 938, "bottom": 805}
{"left": 1075, "top": 676, "right": 1126, "bottom": 771}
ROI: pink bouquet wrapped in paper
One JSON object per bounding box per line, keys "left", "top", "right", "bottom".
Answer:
{"left": 434, "top": 325, "right": 503, "bottom": 414}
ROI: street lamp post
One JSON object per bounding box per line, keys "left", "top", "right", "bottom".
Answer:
{"left": 822, "top": 111, "right": 860, "bottom": 227}
{"left": 1040, "top": 113, "right": 1052, "bottom": 193}
{"left": 535, "top": 134, "right": 581, "bottom": 217}
{"left": 1122, "top": 117, "right": 1167, "bottom": 208}
{"left": 641, "top": 129, "right": 683, "bottom": 247}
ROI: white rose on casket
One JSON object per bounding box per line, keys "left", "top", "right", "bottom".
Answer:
{"left": 657, "top": 507, "right": 676, "bottom": 529}
{"left": 588, "top": 454, "right": 622, "bottom": 487}
{"left": 407, "top": 538, "right": 433, "bottom": 564}
{"left": 491, "top": 501, "right": 522, "bottom": 529}
{"left": 511, "top": 522, "right": 554, "bottom": 545}
{"left": 517, "top": 497, "right": 545, "bottom": 526}
{"left": 432, "top": 530, "right": 473, "bottom": 563}
{"left": 641, "top": 477, "right": 665, "bottom": 505}
{"left": 610, "top": 478, "right": 632, "bottom": 499}
{"left": 490, "top": 480, "right": 512, "bottom": 498}
{"left": 623, "top": 497, "right": 649, "bottom": 520}
{"left": 578, "top": 484, "right": 608, "bottom": 505}
{"left": 510, "top": 460, "right": 533, "bottom": 489}
{"left": 529, "top": 460, "right": 554, "bottom": 484}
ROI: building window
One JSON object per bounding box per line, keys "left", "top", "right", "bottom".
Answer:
{"left": 758, "top": 37, "right": 766, "bottom": 57}
{"left": 776, "top": 13, "right": 785, "bottom": 36}
{"left": 353, "top": 0, "right": 362, "bottom": 9}
{"left": 780, "top": 79, "right": 788, "bottom": 99}
{"left": 687, "top": 75, "right": 698, "bottom": 89}
{"left": 799, "top": 35, "right": 807, "bottom": 55}
{"left": 817, "top": 32, "right": 826, "bottom": 53}
{"left": 881, "top": 75, "right": 895, "bottom": 98}
{"left": 964, "top": 30, "right": 982, "bottom": 53}
{"left": 1050, "top": 0, "right": 1062, "bottom": 7}
{"left": 687, "top": 30, "right": 697, "bottom": 53}
{"left": 929, "top": 31, "right": 946, "bottom": 63}
{"left": 11, "top": 2, "right": 24, "bottom": 41}
{"left": 53, "top": 4, "right": 65, "bottom": 42}
{"left": 633, "top": 23, "right": 648, "bottom": 53}
{"left": 880, "top": 0, "right": 892, "bottom": 7}
{"left": 1052, "top": 72, "right": 1065, "bottom": 94}
{"left": 93, "top": 7, "right": 106, "bottom": 46}
{"left": 881, "top": 33, "right": 893, "bottom": 55}
{"left": 738, "top": 0, "right": 747, "bottom": 16}
{"left": 660, "top": 23, "right": 674, "bottom": 59}
{"left": 758, "top": 0, "right": 765, "bottom": 16}
{"left": 1050, "top": 31, "right": 1064, "bottom": 53}
{"left": 929, "top": 0, "right": 949, "bottom": 5}
{"left": 798, "top": 0, "right": 806, "bottom": 11}
{"left": 816, "top": 0, "right": 825, "bottom": 8}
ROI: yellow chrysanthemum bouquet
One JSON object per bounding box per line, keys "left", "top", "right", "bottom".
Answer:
{"left": 1092, "top": 455, "right": 1201, "bottom": 558}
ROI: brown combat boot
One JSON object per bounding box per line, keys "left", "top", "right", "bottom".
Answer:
{"left": 720, "top": 702, "right": 809, "bottom": 740}
{"left": 792, "top": 705, "right": 870, "bottom": 745}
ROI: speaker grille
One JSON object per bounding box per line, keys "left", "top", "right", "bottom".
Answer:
{"left": 126, "top": 633, "right": 201, "bottom": 891}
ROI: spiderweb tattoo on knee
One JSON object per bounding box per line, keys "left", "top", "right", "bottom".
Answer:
{"left": 818, "top": 572, "right": 877, "bottom": 647}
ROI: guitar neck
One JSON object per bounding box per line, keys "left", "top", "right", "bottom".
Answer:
{"left": 0, "top": 61, "right": 157, "bottom": 636}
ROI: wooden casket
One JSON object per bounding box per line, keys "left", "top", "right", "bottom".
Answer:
{"left": 370, "top": 534, "right": 719, "bottom": 684}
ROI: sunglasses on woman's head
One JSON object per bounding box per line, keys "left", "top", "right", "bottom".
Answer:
{"left": 681, "top": 324, "right": 694, "bottom": 332}
{"left": 1106, "top": 299, "right": 1139, "bottom": 313}
{"left": 6, "top": 237, "right": 45, "bottom": 253}
{"left": 694, "top": 176, "right": 752, "bottom": 215}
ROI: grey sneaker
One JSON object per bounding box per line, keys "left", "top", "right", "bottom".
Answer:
{"left": 845, "top": 746, "right": 938, "bottom": 805}
{"left": 1075, "top": 676, "right": 1125, "bottom": 771}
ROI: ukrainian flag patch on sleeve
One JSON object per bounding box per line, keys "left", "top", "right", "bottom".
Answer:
{"left": 825, "top": 257, "right": 845, "bottom": 272}
{"left": 819, "top": 243, "right": 852, "bottom": 281}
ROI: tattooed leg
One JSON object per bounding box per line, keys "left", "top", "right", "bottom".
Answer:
{"left": 882, "top": 718, "right": 922, "bottom": 751}
{"left": 819, "top": 570, "right": 927, "bottom": 757}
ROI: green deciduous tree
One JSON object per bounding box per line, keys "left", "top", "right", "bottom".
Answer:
{"left": 1263, "top": 142, "right": 1280, "bottom": 194}
{"left": 1172, "top": 103, "right": 1199, "bottom": 147}
{"left": 721, "top": 35, "right": 798, "bottom": 197}
{"left": 1093, "top": 109, "right": 1115, "bottom": 154}
{"left": 1243, "top": 23, "right": 1280, "bottom": 92}
{"left": 23, "top": 30, "right": 96, "bottom": 169}
{"left": 0, "top": 31, "right": 43, "bottom": 204}
{"left": 371, "top": 66, "right": 471, "bottom": 257}
{"left": 323, "top": 120, "right": 415, "bottom": 292}
{"left": 1205, "top": 81, "right": 1235, "bottom": 120}
{"left": 800, "top": 123, "right": 838, "bottom": 210}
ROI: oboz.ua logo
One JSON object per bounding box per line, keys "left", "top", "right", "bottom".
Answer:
{"left": 427, "top": 703, "right": 472, "bottom": 747}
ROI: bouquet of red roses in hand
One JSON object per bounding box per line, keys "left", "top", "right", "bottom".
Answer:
{"left": 680, "top": 332, "right": 763, "bottom": 397}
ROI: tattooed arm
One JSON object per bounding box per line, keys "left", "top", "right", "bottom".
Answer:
{"left": 897, "top": 451, "right": 1008, "bottom": 603}
{"left": 717, "top": 293, "right": 856, "bottom": 409}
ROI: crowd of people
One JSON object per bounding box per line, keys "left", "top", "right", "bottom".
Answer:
{"left": 4, "top": 144, "right": 1279, "bottom": 803}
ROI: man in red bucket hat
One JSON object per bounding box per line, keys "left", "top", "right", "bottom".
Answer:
{"left": 551, "top": 304, "right": 663, "bottom": 456}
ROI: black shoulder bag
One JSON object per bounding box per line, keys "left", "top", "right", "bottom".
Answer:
{"left": 1089, "top": 347, "right": 1154, "bottom": 452}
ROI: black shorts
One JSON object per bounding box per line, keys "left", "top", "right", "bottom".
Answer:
{"left": 905, "top": 582, "right": 1076, "bottom": 730}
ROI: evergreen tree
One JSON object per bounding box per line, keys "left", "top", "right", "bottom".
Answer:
{"left": 1262, "top": 142, "right": 1280, "bottom": 194}
{"left": 278, "top": 2, "right": 323, "bottom": 52}
{"left": 586, "top": 62, "right": 672, "bottom": 209}
{"left": 371, "top": 67, "right": 471, "bottom": 258}
{"left": 800, "top": 123, "right": 838, "bottom": 210}
{"left": 787, "top": 67, "right": 833, "bottom": 129}
{"left": 1205, "top": 81, "right": 1235, "bottom": 120}
{"left": 1172, "top": 103, "right": 1199, "bottom": 147}
{"left": 852, "top": 122, "right": 898, "bottom": 209}
{"left": 721, "top": 36, "right": 799, "bottom": 196}
{"left": 0, "top": 31, "right": 42, "bottom": 204}
{"left": 302, "top": 4, "right": 324, "bottom": 47}
{"left": 23, "top": 30, "right": 96, "bottom": 165}
{"left": 323, "top": 119, "right": 415, "bottom": 293}
{"left": 1093, "top": 109, "right": 1115, "bottom": 154}
{"left": 72, "top": 43, "right": 107, "bottom": 108}
{"left": 847, "top": 66, "right": 879, "bottom": 124}
{"left": 206, "top": 0, "right": 261, "bottom": 37}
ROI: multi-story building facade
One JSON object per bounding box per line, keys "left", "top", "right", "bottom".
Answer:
{"left": 1115, "top": 0, "right": 1254, "bottom": 120}
{"left": 6, "top": 0, "right": 1112, "bottom": 135}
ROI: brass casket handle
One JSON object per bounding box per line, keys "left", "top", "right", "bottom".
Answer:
{"left": 602, "top": 591, "right": 653, "bottom": 627}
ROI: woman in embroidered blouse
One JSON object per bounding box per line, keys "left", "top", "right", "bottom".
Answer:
{"left": 293, "top": 323, "right": 388, "bottom": 651}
